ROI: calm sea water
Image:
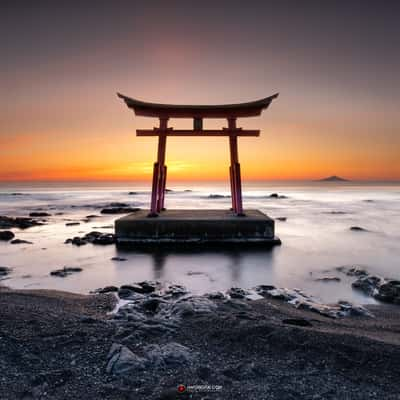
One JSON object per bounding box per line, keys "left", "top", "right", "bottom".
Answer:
{"left": 1, "top": 181, "right": 399, "bottom": 304}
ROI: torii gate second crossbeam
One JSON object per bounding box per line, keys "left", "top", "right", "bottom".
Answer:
{"left": 118, "top": 93, "right": 279, "bottom": 217}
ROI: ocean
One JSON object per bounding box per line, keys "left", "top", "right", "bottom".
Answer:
{"left": 1, "top": 181, "right": 399, "bottom": 304}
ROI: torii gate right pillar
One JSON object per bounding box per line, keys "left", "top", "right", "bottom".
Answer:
{"left": 228, "top": 118, "right": 244, "bottom": 216}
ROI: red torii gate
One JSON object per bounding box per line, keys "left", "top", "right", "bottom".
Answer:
{"left": 118, "top": 93, "right": 278, "bottom": 217}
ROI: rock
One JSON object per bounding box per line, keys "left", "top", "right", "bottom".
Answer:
{"left": 315, "top": 277, "right": 341, "bottom": 282}
{"left": 120, "top": 281, "right": 156, "bottom": 294}
{"left": 50, "top": 267, "right": 83, "bottom": 277}
{"left": 276, "top": 217, "right": 287, "bottom": 221}
{"left": 164, "top": 284, "right": 188, "bottom": 298}
{"left": 0, "top": 216, "right": 43, "bottom": 229}
{"left": 0, "top": 266, "right": 12, "bottom": 277}
{"left": 352, "top": 275, "right": 382, "bottom": 295}
{"left": 144, "top": 342, "right": 195, "bottom": 368}
{"left": 106, "top": 344, "right": 147, "bottom": 375}
{"left": 111, "top": 257, "right": 127, "bottom": 261}
{"left": 65, "top": 231, "right": 116, "bottom": 246}
{"left": 65, "top": 237, "right": 87, "bottom": 246}
{"left": 350, "top": 226, "right": 368, "bottom": 232}
{"left": 96, "top": 286, "right": 119, "bottom": 294}
{"left": 92, "top": 233, "right": 115, "bottom": 245}
{"left": 375, "top": 280, "right": 400, "bottom": 304}
{"left": 207, "top": 194, "right": 229, "bottom": 199}
{"left": 141, "top": 298, "right": 162, "bottom": 313}
{"left": 0, "top": 230, "right": 15, "bottom": 241}
{"left": 228, "top": 287, "right": 249, "bottom": 299}
{"left": 206, "top": 291, "right": 226, "bottom": 300}
{"left": 85, "top": 214, "right": 100, "bottom": 219}
{"left": 282, "top": 318, "right": 313, "bottom": 327}
{"left": 337, "top": 266, "right": 368, "bottom": 277}
{"left": 269, "top": 193, "right": 288, "bottom": 199}
{"left": 128, "top": 192, "right": 138, "bottom": 195}
{"left": 100, "top": 207, "right": 140, "bottom": 214}
{"left": 184, "top": 189, "right": 192, "bottom": 192}
{"left": 65, "top": 222, "right": 80, "bottom": 226}
{"left": 29, "top": 212, "right": 51, "bottom": 217}
{"left": 10, "top": 239, "right": 33, "bottom": 244}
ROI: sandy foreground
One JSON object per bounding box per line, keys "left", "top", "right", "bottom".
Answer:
{"left": 1, "top": 286, "right": 400, "bottom": 400}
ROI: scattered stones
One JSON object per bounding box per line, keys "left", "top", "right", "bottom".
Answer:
{"left": 29, "top": 212, "right": 51, "bottom": 217}
{"left": 0, "top": 266, "right": 12, "bottom": 277}
{"left": 350, "top": 226, "right": 368, "bottom": 232}
{"left": 0, "top": 230, "right": 15, "bottom": 241}
{"left": 100, "top": 207, "right": 140, "bottom": 214}
{"left": 0, "top": 216, "right": 43, "bottom": 229}
{"left": 66, "top": 222, "right": 80, "bottom": 226}
{"left": 50, "top": 267, "right": 83, "bottom": 277}
{"left": 10, "top": 239, "right": 33, "bottom": 245}
{"left": 111, "top": 257, "right": 127, "bottom": 261}
{"left": 282, "top": 318, "right": 313, "bottom": 327}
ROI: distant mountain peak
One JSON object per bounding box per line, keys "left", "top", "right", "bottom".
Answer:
{"left": 318, "top": 175, "right": 349, "bottom": 182}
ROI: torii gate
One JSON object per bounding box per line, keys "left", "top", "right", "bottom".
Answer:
{"left": 118, "top": 93, "right": 278, "bottom": 217}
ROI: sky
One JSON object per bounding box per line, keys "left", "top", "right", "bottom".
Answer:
{"left": 1, "top": 0, "right": 399, "bottom": 182}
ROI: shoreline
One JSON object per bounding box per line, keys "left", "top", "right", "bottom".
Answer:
{"left": 1, "top": 285, "right": 400, "bottom": 399}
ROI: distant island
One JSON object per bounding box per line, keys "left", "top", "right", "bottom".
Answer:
{"left": 318, "top": 175, "right": 349, "bottom": 182}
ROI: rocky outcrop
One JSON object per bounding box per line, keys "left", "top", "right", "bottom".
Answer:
{"left": 100, "top": 207, "right": 140, "bottom": 214}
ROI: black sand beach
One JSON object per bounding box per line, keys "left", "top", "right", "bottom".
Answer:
{"left": 1, "top": 285, "right": 400, "bottom": 400}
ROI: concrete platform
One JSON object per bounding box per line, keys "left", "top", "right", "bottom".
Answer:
{"left": 115, "top": 209, "right": 280, "bottom": 248}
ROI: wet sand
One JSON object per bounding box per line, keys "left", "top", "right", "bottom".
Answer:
{"left": 1, "top": 286, "right": 400, "bottom": 399}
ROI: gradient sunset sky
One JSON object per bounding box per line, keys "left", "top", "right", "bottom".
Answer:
{"left": 1, "top": 0, "right": 399, "bottom": 182}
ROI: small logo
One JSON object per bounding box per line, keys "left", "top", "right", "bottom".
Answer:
{"left": 177, "top": 384, "right": 186, "bottom": 393}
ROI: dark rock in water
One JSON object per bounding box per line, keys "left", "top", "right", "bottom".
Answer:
{"left": 350, "top": 226, "right": 368, "bottom": 232}
{"left": 184, "top": 189, "right": 192, "bottom": 192}
{"left": 208, "top": 194, "right": 229, "bottom": 199}
{"left": 0, "top": 230, "right": 15, "bottom": 241}
{"left": 164, "top": 284, "right": 188, "bottom": 298}
{"left": 100, "top": 207, "right": 140, "bottom": 214}
{"left": 0, "top": 266, "right": 12, "bottom": 277}
{"left": 0, "top": 216, "right": 43, "bottom": 229}
{"left": 375, "top": 281, "right": 400, "bottom": 304}
{"left": 282, "top": 318, "right": 313, "bottom": 327}
{"left": 325, "top": 211, "right": 348, "bottom": 215}
{"left": 50, "top": 267, "right": 83, "bottom": 277}
{"left": 165, "top": 189, "right": 174, "bottom": 193}
{"left": 269, "top": 193, "right": 288, "bottom": 199}
{"left": 29, "top": 212, "right": 51, "bottom": 217}
{"left": 65, "top": 222, "right": 80, "bottom": 226}
{"left": 65, "top": 236, "right": 87, "bottom": 246}
{"left": 65, "top": 231, "right": 115, "bottom": 246}
{"left": 110, "top": 202, "right": 129, "bottom": 207}
{"left": 315, "top": 276, "right": 341, "bottom": 282}
{"left": 85, "top": 214, "right": 100, "bottom": 219}
{"left": 92, "top": 233, "right": 115, "bottom": 245}
{"left": 96, "top": 286, "right": 119, "bottom": 294}
{"left": 276, "top": 217, "right": 287, "bottom": 221}
{"left": 206, "top": 291, "right": 226, "bottom": 300}
{"left": 352, "top": 275, "right": 382, "bottom": 295}
{"left": 120, "top": 281, "right": 156, "bottom": 295}
{"left": 11, "top": 239, "right": 33, "bottom": 244}
{"left": 336, "top": 266, "right": 368, "bottom": 277}
{"left": 128, "top": 192, "right": 138, "bottom": 195}
{"left": 111, "top": 257, "right": 127, "bottom": 261}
